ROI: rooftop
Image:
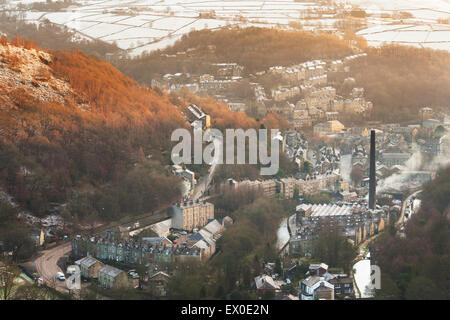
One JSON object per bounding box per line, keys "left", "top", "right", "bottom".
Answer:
{"left": 297, "top": 203, "right": 356, "bottom": 217}
{"left": 255, "top": 274, "right": 280, "bottom": 290}
{"left": 310, "top": 263, "right": 328, "bottom": 270}
{"left": 77, "top": 256, "right": 101, "bottom": 268}
{"left": 177, "top": 200, "right": 212, "bottom": 208}
{"left": 99, "top": 265, "right": 123, "bottom": 278}
{"left": 142, "top": 237, "right": 172, "bottom": 245}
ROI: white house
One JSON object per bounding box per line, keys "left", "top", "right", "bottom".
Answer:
{"left": 300, "top": 276, "right": 334, "bottom": 300}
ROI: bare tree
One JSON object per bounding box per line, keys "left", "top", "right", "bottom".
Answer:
{"left": 0, "top": 258, "right": 21, "bottom": 300}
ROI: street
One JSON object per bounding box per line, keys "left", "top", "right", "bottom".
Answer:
{"left": 192, "top": 132, "right": 221, "bottom": 201}
{"left": 34, "top": 242, "right": 72, "bottom": 293}
{"left": 396, "top": 189, "right": 422, "bottom": 229}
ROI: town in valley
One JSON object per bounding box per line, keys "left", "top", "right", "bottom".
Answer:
{"left": 0, "top": 0, "right": 449, "bottom": 302}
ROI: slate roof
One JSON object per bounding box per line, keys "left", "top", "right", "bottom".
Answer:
{"left": 149, "top": 271, "right": 171, "bottom": 280}
{"left": 302, "top": 276, "right": 322, "bottom": 287}
{"left": 203, "top": 219, "right": 222, "bottom": 235}
{"left": 254, "top": 275, "right": 280, "bottom": 290}
{"left": 78, "top": 256, "right": 100, "bottom": 268}
{"left": 142, "top": 237, "right": 172, "bottom": 245}
{"left": 99, "top": 265, "right": 124, "bottom": 278}
{"left": 309, "top": 263, "right": 328, "bottom": 271}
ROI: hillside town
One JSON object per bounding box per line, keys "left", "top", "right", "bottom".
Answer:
{"left": 11, "top": 98, "right": 447, "bottom": 300}
{"left": 0, "top": 0, "right": 449, "bottom": 304}
{"left": 1, "top": 43, "right": 447, "bottom": 298}
{"left": 151, "top": 53, "right": 374, "bottom": 130}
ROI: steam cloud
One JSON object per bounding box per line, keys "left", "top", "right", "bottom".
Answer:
{"left": 377, "top": 132, "right": 450, "bottom": 193}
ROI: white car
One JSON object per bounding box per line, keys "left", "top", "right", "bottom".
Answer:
{"left": 56, "top": 272, "right": 65, "bottom": 281}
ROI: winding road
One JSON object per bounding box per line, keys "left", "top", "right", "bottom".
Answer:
{"left": 192, "top": 132, "right": 222, "bottom": 201}
{"left": 34, "top": 242, "right": 72, "bottom": 293}
{"left": 397, "top": 189, "right": 422, "bottom": 228}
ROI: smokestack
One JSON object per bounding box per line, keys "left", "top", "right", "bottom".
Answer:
{"left": 369, "top": 130, "right": 376, "bottom": 209}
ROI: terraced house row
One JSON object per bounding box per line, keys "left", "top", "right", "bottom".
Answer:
{"left": 72, "top": 233, "right": 205, "bottom": 265}
{"left": 71, "top": 214, "right": 231, "bottom": 266}
{"left": 222, "top": 173, "right": 341, "bottom": 199}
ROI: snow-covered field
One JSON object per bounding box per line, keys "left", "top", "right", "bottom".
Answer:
{"left": 5, "top": 0, "right": 450, "bottom": 55}
{"left": 346, "top": 0, "right": 450, "bottom": 12}
{"left": 357, "top": 23, "right": 450, "bottom": 51}
{"left": 4, "top": 0, "right": 329, "bottom": 56}
{"left": 348, "top": 0, "right": 450, "bottom": 50}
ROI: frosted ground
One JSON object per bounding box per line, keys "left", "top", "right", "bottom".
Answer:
{"left": 348, "top": 0, "right": 450, "bottom": 51}
{"left": 357, "top": 24, "right": 450, "bottom": 51}
{"left": 6, "top": 0, "right": 325, "bottom": 56}
{"left": 5, "top": 0, "right": 450, "bottom": 55}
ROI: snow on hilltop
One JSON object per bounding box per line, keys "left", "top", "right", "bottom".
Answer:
{"left": 0, "top": 41, "right": 82, "bottom": 109}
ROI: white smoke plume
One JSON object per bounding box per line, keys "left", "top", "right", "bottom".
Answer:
{"left": 377, "top": 132, "right": 450, "bottom": 193}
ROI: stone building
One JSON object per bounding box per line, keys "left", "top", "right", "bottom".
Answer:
{"left": 77, "top": 256, "right": 104, "bottom": 279}
{"left": 300, "top": 276, "right": 334, "bottom": 300}
{"left": 187, "top": 104, "right": 211, "bottom": 130}
{"left": 313, "top": 120, "right": 345, "bottom": 136}
{"left": 278, "top": 178, "right": 297, "bottom": 199}
{"left": 261, "top": 180, "right": 277, "bottom": 197}
{"left": 289, "top": 203, "right": 392, "bottom": 256}
{"left": 171, "top": 200, "right": 214, "bottom": 232}
{"left": 305, "top": 86, "right": 336, "bottom": 111}
{"left": 296, "top": 174, "right": 340, "bottom": 196}
{"left": 381, "top": 152, "right": 411, "bottom": 167}
{"left": 98, "top": 265, "right": 128, "bottom": 289}
{"left": 331, "top": 99, "right": 344, "bottom": 112}
{"left": 271, "top": 86, "right": 301, "bottom": 102}
{"left": 72, "top": 233, "right": 204, "bottom": 266}
{"left": 146, "top": 271, "right": 171, "bottom": 296}
{"left": 329, "top": 275, "right": 354, "bottom": 296}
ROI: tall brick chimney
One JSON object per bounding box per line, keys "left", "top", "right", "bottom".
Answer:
{"left": 369, "top": 130, "right": 376, "bottom": 210}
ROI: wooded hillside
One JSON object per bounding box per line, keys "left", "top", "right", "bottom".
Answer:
{"left": 371, "top": 166, "right": 450, "bottom": 299}
{"left": 349, "top": 45, "right": 450, "bottom": 122}
{"left": 0, "top": 37, "right": 274, "bottom": 225}
{"left": 115, "top": 27, "right": 354, "bottom": 82}
{"left": 116, "top": 28, "right": 450, "bottom": 122}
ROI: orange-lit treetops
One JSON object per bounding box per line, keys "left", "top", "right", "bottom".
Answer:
{"left": 0, "top": 37, "right": 285, "bottom": 219}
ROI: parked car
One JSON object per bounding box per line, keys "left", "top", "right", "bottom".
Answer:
{"left": 128, "top": 270, "right": 139, "bottom": 279}
{"left": 57, "top": 272, "right": 65, "bottom": 281}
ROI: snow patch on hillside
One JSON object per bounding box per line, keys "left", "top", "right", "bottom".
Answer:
{"left": 0, "top": 44, "right": 88, "bottom": 109}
